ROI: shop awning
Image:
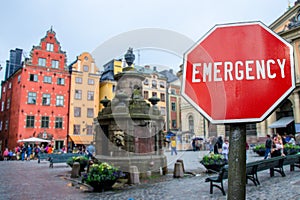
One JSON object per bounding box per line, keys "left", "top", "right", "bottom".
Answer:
{"left": 268, "top": 117, "right": 294, "bottom": 128}
{"left": 69, "top": 135, "right": 93, "bottom": 144}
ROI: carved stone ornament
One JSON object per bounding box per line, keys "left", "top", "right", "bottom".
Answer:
{"left": 113, "top": 131, "right": 125, "bottom": 147}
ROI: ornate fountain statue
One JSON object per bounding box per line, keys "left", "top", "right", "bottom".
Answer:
{"left": 95, "top": 48, "right": 167, "bottom": 176}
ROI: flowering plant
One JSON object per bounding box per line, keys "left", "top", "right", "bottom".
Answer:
{"left": 84, "top": 162, "right": 124, "bottom": 184}
{"left": 200, "top": 153, "right": 227, "bottom": 165}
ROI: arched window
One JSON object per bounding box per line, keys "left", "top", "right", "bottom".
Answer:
{"left": 188, "top": 115, "right": 194, "bottom": 133}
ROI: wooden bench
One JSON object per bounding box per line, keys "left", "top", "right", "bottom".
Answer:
{"left": 283, "top": 153, "right": 300, "bottom": 171}
{"left": 205, "top": 167, "right": 227, "bottom": 196}
{"left": 38, "top": 153, "right": 80, "bottom": 168}
{"left": 205, "top": 154, "right": 300, "bottom": 195}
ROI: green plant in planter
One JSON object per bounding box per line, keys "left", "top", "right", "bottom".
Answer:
{"left": 66, "top": 156, "right": 89, "bottom": 171}
{"left": 284, "top": 143, "right": 300, "bottom": 155}
{"left": 253, "top": 144, "right": 266, "bottom": 156}
{"left": 200, "top": 153, "right": 227, "bottom": 165}
{"left": 82, "top": 162, "right": 124, "bottom": 192}
{"left": 253, "top": 144, "right": 265, "bottom": 152}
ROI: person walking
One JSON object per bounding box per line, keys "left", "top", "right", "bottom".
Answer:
{"left": 222, "top": 139, "right": 229, "bottom": 161}
{"left": 34, "top": 145, "right": 41, "bottom": 163}
{"left": 21, "top": 145, "right": 27, "bottom": 161}
{"left": 27, "top": 144, "right": 32, "bottom": 161}
{"left": 86, "top": 142, "right": 96, "bottom": 159}
{"left": 264, "top": 134, "right": 272, "bottom": 159}
{"left": 217, "top": 136, "right": 223, "bottom": 154}
{"left": 171, "top": 137, "right": 177, "bottom": 155}
{"left": 3, "top": 148, "right": 9, "bottom": 161}
{"left": 211, "top": 136, "right": 218, "bottom": 154}
{"left": 192, "top": 139, "right": 196, "bottom": 151}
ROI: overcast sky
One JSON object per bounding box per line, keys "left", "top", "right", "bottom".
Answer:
{"left": 0, "top": 0, "right": 293, "bottom": 80}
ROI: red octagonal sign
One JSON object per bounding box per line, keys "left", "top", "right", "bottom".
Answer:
{"left": 182, "top": 22, "right": 295, "bottom": 124}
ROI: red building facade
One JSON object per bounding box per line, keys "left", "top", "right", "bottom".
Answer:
{"left": 0, "top": 28, "right": 70, "bottom": 152}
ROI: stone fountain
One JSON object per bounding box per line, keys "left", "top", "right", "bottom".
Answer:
{"left": 95, "top": 48, "right": 167, "bottom": 176}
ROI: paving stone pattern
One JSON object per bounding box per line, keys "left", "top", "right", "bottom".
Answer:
{"left": 0, "top": 151, "right": 300, "bottom": 200}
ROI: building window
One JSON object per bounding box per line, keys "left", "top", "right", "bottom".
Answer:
{"left": 5, "top": 120, "right": 8, "bottom": 130}
{"left": 83, "top": 65, "right": 89, "bottom": 72}
{"left": 29, "top": 74, "right": 38, "bottom": 82}
{"left": 0, "top": 121, "right": 2, "bottom": 131}
{"left": 42, "top": 94, "right": 51, "bottom": 106}
{"left": 86, "top": 125, "right": 93, "bottom": 135}
{"left": 57, "top": 78, "right": 65, "bottom": 85}
{"left": 38, "top": 58, "right": 46, "bottom": 67}
{"left": 152, "top": 80, "right": 157, "bottom": 88}
{"left": 46, "top": 43, "right": 54, "bottom": 52}
{"left": 160, "top": 93, "right": 165, "bottom": 102}
{"left": 3, "top": 86, "right": 5, "bottom": 93}
{"left": 75, "top": 77, "right": 82, "bottom": 84}
{"left": 171, "top": 89, "right": 176, "bottom": 95}
{"left": 188, "top": 116, "right": 194, "bottom": 133}
{"left": 152, "top": 92, "right": 157, "bottom": 97}
{"left": 74, "top": 107, "right": 81, "bottom": 117}
{"left": 88, "top": 79, "right": 94, "bottom": 85}
{"left": 245, "top": 124, "right": 257, "bottom": 136}
{"left": 55, "top": 117, "right": 63, "bottom": 128}
{"left": 41, "top": 116, "right": 49, "bottom": 128}
{"left": 144, "top": 91, "right": 149, "bottom": 99}
{"left": 75, "top": 90, "right": 82, "bottom": 99}
{"left": 26, "top": 116, "right": 35, "bottom": 128}
{"left": 43, "top": 76, "right": 52, "bottom": 83}
{"left": 28, "top": 92, "right": 37, "bottom": 104}
{"left": 160, "top": 81, "right": 165, "bottom": 88}
{"left": 87, "top": 108, "right": 94, "bottom": 118}
{"left": 51, "top": 60, "right": 59, "bottom": 68}
{"left": 112, "top": 85, "right": 116, "bottom": 93}
{"left": 144, "top": 79, "right": 149, "bottom": 85}
{"left": 1, "top": 101, "right": 4, "bottom": 111}
{"left": 172, "top": 120, "right": 177, "bottom": 128}
{"left": 74, "top": 124, "right": 80, "bottom": 135}
{"left": 18, "top": 75, "right": 21, "bottom": 83}
{"left": 56, "top": 95, "right": 64, "bottom": 106}
{"left": 6, "top": 99, "right": 10, "bottom": 109}
{"left": 171, "top": 102, "right": 176, "bottom": 111}
{"left": 87, "top": 91, "right": 94, "bottom": 101}
{"left": 160, "top": 107, "right": 166, "bottom": 116}
{"left": 8, "top": 83, "right": 11, "bottom": 89}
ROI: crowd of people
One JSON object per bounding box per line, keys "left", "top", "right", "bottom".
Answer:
{"left": 264, "top": 133, "right": 297, "bottom": 159}
{"left": 1, "top": 143, "right": 55, "bottom": 161}
{"left": 207, "top": 136, "right": 230, "bottom": 161}
{"left": 1, "top": 142, "right": 96, "bottom": 161}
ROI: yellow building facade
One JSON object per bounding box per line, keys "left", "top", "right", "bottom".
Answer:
{"left": 99, "top": 59, "right": 122, "bottom": 111}
{"left": 68, "top": 52, "right": 100, "bottom": 147}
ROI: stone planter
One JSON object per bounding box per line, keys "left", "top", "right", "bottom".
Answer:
{"left": 253, "top": 149, "right": 265, "bottom": 156}
{"left": 284, "top": 148, "right": 298, "bottom": 155}
{"left": 200, "top": 161, "right": 226, "bottom": 172}
{"left": 88, "top": 180, "right": 117, "bottom": 192}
